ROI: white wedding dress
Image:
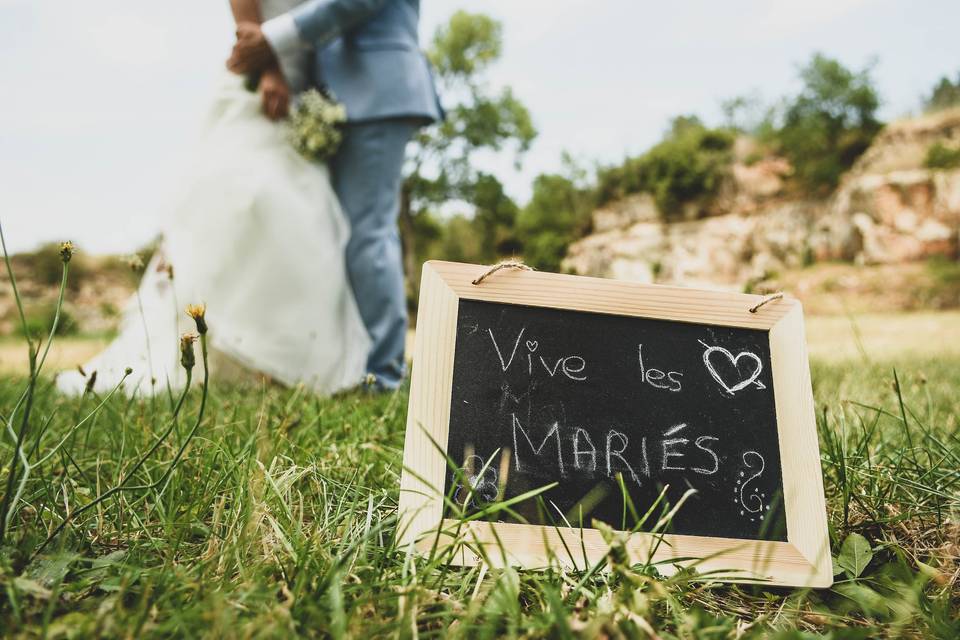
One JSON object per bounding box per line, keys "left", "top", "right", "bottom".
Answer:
{"left": 57, "top": 0, "right": 370, "bottom": 397}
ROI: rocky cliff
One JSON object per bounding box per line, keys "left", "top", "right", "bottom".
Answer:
{"left": 563, "top": 108, "right": 960, "bottom": 293}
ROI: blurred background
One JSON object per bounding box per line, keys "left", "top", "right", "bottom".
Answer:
{"left": 2, "top": 0, "right": 959, "bottom": 370}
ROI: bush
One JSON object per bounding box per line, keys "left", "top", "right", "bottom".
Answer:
{"left": 596, "top": 116, "right": 734, "bottom": 218}
{"left": 20, "top": 304, "right": 78, "bottom": 339}
{"left": 924, "top": 142, "right": 960, "bottom": 170}
{"left": 925, "top": 73, "right": 960, "bottom": 113}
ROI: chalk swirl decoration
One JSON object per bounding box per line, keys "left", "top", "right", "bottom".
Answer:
{"left": 734, "top": 451, "right": 768, "bottom": 523}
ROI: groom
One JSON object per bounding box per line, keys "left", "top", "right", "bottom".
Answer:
{"left": 229, "top": 0, "right": 442, "bottom": 391}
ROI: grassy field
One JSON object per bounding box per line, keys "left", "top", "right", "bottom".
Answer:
{"left": 0, "top": 336, "right": 957, "bottom": 637}
{"left": 2, "top": 309, "right": 959, "bottom": 376}
{"left": 0, "top": 243, "right": 957, "bottom": 638}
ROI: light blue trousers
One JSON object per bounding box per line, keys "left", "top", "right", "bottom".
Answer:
{"left": 331, "top": 119, "right": 418, "bottom": 390}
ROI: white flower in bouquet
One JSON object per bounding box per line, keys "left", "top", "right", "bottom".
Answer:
{"left": 286, "top": 89, "right": 347, "bottom": 161}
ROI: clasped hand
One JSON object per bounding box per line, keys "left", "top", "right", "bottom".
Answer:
{"left": 227, "top": 22, "right": 274, "bottom": 74}
{"left": 226, "top": 22, "right": 288, "bottom": 121}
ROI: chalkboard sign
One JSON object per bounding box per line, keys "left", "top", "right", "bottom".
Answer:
{"left": 399, "top": 262, "right": 831, "bottom": 588}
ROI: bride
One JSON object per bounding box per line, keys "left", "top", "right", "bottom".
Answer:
{"left": 56, "top": 0, "right": 370, "bottom": 396}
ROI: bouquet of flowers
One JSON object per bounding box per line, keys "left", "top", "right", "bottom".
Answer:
{"left": 286, "top": 89, "right": 347, "bottom": 161}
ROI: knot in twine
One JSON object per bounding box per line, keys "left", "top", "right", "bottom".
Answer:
{"left": 471, "top": 261, "right": 533, "bottom": 285}
{"left": 748, "top": 292, "right": 784, "bottom": 313}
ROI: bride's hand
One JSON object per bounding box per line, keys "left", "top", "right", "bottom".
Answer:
{"left": 227, "top": 22, "right": 274, "bottom": 74}
{"left": 259, "top": 67, "right": 290, "bottom": 121}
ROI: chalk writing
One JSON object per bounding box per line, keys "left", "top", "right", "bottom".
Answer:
{"left": 692, "top": 436, "right": 720, "bottom": 475}
{"left": 512, "top": 414, "right": 564, "bottom": 474}
{"left": 447, "top": 299, "right": 787, "bottom": 541}
{"left": 489, "top": 327, "right": 524, "bottom": 372}
{"left": 606, "top": 430, "right": 644, "bottom": 486}
{"left": 573, "top": 428, "right": 597, "bottom": 472}
{"left": 488, "top": 328, "right": 588, "bottom": 381}
{"left": 509, "top": 415, "right": 720, "bottom": 487}
{"left": 638, "top": 344, "right": 683, "bottom": 391}
{"left": 453, "top": 454, "right": 500, "bottom": 508}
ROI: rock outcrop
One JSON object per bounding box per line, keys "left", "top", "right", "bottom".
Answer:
{"left": 565, "top": 201, "right": 819, "bottom": 289}
{"left": 813, "top": 168, "right": 960, "bottom": 265}
{"left": 564, "top": 108, "right": 960, "bottom": 289}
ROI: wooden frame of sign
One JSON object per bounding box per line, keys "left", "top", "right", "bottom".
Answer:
{"left": 398, "top": 261, "right": 832, "bottom": 588}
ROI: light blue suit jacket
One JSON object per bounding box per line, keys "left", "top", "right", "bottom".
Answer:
{"left": 288, "top": 0, "right": 443, "bottom": 123}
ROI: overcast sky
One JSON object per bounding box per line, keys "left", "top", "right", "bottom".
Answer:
{"left": 1, "top": 0, "right": 957, "bottom": 254}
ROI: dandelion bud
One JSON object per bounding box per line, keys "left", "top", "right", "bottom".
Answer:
{"left": 180, "top": 333, "right": 198, "bottom": 371}
{"left": 606, "top": 538, "right": 629, "bottom": 569}
{"left": 185, "top": 303, "right": 208, "bottom": 335}
{"left": 59, "top": 241, "right": 74, "bottom": 263}
{"left": 84, "top": 370, "right": 98, "bottom": 395}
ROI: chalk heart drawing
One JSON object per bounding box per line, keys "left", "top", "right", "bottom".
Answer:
{"left": 699, "top": 341, "right": 766, "bottom": 395}
{"left": 525, "top": 340, "right": 539, "bottom": 352}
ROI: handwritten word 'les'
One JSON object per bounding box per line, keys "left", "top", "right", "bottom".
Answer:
{"left": 511, "top": 415, "right": 719, "bottom": 487}
{"left": 487, "top": 328, "right": 587, "bottom": 381}
{"left": 638, "top": 344, "right": 683, "bottom": 392}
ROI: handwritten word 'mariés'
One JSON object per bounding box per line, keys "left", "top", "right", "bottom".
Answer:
{"left": 488, "top": 328, "right": 587, "bottom": 381}
{"left": 511, "top": 414, "right": 719, "bottom": 487}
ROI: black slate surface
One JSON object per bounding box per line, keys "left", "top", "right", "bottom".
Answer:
{"left": 443, "top": 299, "right": 788, "bottom": 542}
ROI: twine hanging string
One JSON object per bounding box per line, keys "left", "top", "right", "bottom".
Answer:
{"left": 471, "top": 260, "right": 533, "bottom": 285}
{"left": 748, "top": 292, "right": 784, "bottom": 314}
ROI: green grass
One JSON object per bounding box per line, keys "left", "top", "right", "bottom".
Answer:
{"left": 0, "top": 355, "right": 956, "bottom": 638}
{"left": 0, "top": 232, "right": 957, "bottom": 637}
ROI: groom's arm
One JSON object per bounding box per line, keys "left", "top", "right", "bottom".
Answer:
{"left": 228, "top": 0, "right": 290, "bottom": 120}
{"left": 261, "top": 0, "right": 390, "bottom": 59}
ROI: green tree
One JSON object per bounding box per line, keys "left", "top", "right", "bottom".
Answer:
{"left": 721, "top": 92, "right": 765, "bottom": 133}
{"left": 639, "top": 116, "right": 734, "bottom": 217}
{"left": 925, "top": 73, "right": 960, "bottom": 112}
{"left": 437, "top": 214, "right": 483, "bottom": 264}
{"left": 516, "top": 157, "right": 594, "bottom": 271}
{"left": 420, "top": 174, "right": 519, "bottom": 268}
{"left": 776, "top": 53, "right": 881, "bottom": 191}
{"left": 469, "top": 173, "right": 522, "bottom": 259}
{"left": 401, "top": 11, "right": 536, "bottom": 301}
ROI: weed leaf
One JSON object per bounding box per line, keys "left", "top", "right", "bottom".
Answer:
{"left": 831, "top": 555, "right": 845, "bottom": 577}
{"left": 837, "top": 532, "right": 873, "bottom": 578}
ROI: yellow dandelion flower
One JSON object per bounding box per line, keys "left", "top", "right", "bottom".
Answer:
{"left": 185, "top": 303, "right": 208, "bottom": 334}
